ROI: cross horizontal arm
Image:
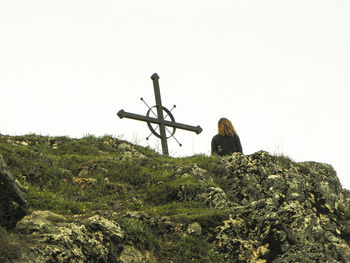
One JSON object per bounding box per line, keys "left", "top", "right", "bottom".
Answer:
{"left": 117, "top": 110, "right": 203, "bottom": 134}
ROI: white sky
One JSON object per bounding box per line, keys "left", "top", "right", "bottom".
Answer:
{"left": 1, "top": 1, "right": 349, "bottom": 189}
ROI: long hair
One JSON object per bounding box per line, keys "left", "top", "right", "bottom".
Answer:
{"left": 218, "top": 118, "right": 237, "bottom": 136}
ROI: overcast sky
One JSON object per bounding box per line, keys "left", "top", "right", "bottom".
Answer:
{"left": 1, "top": 1, "right": 349, "bottom": 189}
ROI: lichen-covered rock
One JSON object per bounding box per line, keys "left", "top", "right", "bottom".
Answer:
{"left": 187, "top": 222, "right": 202, "bottom": 236}
{"left": 176, "top": 164, "right": 209, "bottom": 181}
{"left": 214, "top": 151, "right": 350, "bottom": 262}
{"left": 119, "top": 245, "right": 156, "bottom": 263}
{"left": 118, "top": 142, "right": 146, "bottom": 160}
{"left": 0, "top": 153, "right": 28, "bottom": 229}
{"left": 15, "top": 211, "right": 125, "bottom": 263}
{"left": 200, "top": 186, "right": 228, "bottom": 209}
{"left": 175, "top": 164, "right": 217, "bottom": 204}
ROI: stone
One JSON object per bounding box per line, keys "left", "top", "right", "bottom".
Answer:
{"left": 201, "top": 186, "right": 228, "bottom": 209}
{"left": 118, "top": 142, "right": 146, "bottom": 160}
{"left": 0, "top": 153, "right": 28, "bottom": 229}
{"left": 176, "top": 164, "right": 210, "bottom": 181}
{"left": 15, "top": 211, "right": 125, "bottom": 263}
{"left": 187, "top": 222, "right": 202, "bottom": 236}
{"left": 119, "top": 245, "right": 156, "bottom": 263}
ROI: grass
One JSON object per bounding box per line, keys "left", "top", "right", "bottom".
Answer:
{"left": 273, "top": 153, "right": 295, "bottom": 170}
{"left": 27, "top": 185, "right": 89, "bottom": 214}
{"left": 171, "top": 235, "right": 225, "bottom": 263}
{"left": 0, "top": 226, "right": 29, "bottom": 263}
{"left": 114, "top": 216, "right": 160, "bottom": 251}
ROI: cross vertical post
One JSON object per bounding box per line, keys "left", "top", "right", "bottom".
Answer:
{"left": 151, "top": 73, "right": 169, "bottom": 155}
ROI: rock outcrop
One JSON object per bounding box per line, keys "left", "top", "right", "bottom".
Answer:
{"left": 14, "top": 210, "right": 161, "bottom": 263}
{"left": 213, "top": 151, "right": 350, "bottom": 262}
{"left": 15, "top": 211, "right": 136, "bottom": 263}
{"left": 0, "top": 153, "right": 28, "bottom": 229}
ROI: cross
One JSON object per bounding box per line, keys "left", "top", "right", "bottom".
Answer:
{"left": 117, "top": 73, "right": 202, "bottom": 156}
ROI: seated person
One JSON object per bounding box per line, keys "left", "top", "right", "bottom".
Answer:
{"left": 211, "top": 118, "right": 243, "bottom": 156}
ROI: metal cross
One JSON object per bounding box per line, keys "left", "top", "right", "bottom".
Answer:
{"left": 117, "top": 73, "right": 202, "bottom": 156}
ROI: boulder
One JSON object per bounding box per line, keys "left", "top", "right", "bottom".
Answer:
{"left": 119, "top": 245, "right": 156, "bottom": 263}
{"left": 202, "top": 186, "right": 228, "bottom": 209}
{"left": 0, "top": 153, "right": 28, "bottom": 229}
{"left": 15, "top": 211, "right": 125, "bottom": 263}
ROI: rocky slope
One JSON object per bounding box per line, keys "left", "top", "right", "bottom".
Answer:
{"left": 0, "top": 134, "right": 349, "bottom": 262}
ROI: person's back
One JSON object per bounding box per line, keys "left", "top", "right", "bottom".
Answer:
{"left": 211, "top": 118, "right": 243, "bottom": 156}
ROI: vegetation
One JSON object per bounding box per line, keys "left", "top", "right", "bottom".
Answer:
{"left": 0, "top": 134, "right": 231, "bottom": 261}
{"left": 0, "top": 226, "right": 29, "bottom": 262}
{"left": 0, "top": 134, "right": 295, "bottom": 262}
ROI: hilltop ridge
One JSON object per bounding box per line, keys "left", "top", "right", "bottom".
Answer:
{"left": 0, "top": 134, "right": 349, "bottom": 262}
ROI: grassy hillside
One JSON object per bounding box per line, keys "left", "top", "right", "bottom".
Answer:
{"left": 0, "top": 134, "right": 229, "bottom": 262}
{"left": 1, "top": 134, "right": 349, "bottom": 262}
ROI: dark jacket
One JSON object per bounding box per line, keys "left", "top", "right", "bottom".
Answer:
{"left": 211, "top": 134, "right": 243, "bottom": 156}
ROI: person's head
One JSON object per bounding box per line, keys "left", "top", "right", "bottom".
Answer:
{"left": 218, "top": 118, "right": 236, "bottom": 136}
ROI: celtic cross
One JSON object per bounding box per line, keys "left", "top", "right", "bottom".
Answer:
{"left": 117, "top": 73, "right": 202, "bottom": 156}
